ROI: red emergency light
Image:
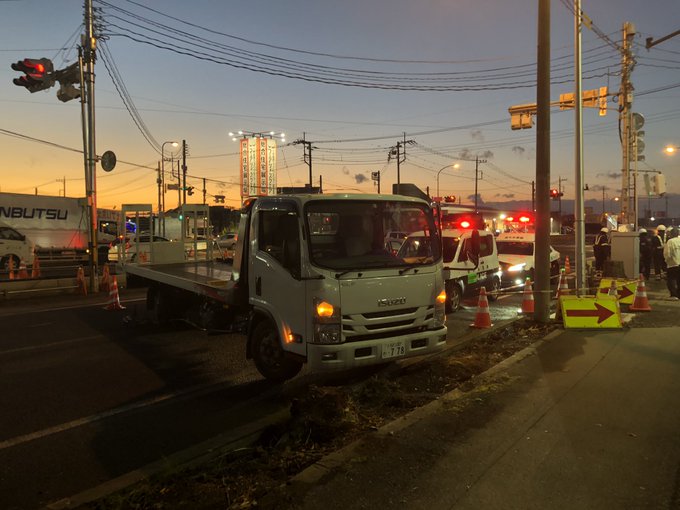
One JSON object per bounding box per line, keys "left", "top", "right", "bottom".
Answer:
{"left": 519, "top": 215, "right": 531, "bottom": 223}
{"left": 459, "top": 220, "right": 471, "bottom": 228}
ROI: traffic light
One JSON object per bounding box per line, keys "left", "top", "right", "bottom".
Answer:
{"left": 187, "top": 186, "right": 194, "bottom": 196}
{"left": 11, "top": 58, "right": 54, "bottom": 92}
{"left": 550, "top": 188, "right": 563, "bottom": 200}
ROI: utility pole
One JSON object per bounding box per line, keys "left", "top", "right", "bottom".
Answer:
{"left": 202, "top": 178, "right": 206, "bottom": 205}
{"left": 157, "top": 162, "right": 162, "bottom": 227}
{"left": 558, "top": 176, "right": 565, "bottom": 223}
{"left": 182, "top": 139, "right": 188, "bottom": 205}
{"left": 532, "top": 180, "right": 535, "bottom": 211}
{"left": 620, "top": 22, "right": 636, "bottom": 225}
{"left": 372, "top": 171, "right": 381, "bottom": 194}
{"left": 474, "top": 155, "right": 486, "bottom": 213}
{"left": 293, "top": 135, "right": 314, "bottom": 190}
{"left": 534, "top": 0, "right": 551, "bottom": 323}
{"left": 83, "top": 0, "right": 98, "bottom": 292}
{"left": 176, "top": 160, "right": 181, "bottom": 208}
{"left": 388, "top": 134, "right": 413, "bottom": 195}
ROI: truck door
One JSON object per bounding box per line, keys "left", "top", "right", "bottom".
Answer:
{"left": 249, "top": 203, "right": 306, "bottom": 358}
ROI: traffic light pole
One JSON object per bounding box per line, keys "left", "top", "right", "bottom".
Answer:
{"left": 574, "top": 0, "right": 587, "bottom": 294}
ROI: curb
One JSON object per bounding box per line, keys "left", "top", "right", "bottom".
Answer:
{"left": 290, "top": 328, "right": 564, "bottom": 487}
{"left": 45, "top": 408, "right": 290, "bottom": 510}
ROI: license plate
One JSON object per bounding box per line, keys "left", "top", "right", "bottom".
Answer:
{"left": 382, "top": 341, "right": 406, "bottom": 359}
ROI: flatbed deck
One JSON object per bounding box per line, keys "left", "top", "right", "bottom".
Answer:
{"left": 124, "top": 260, "right": 237, "bottom": 303}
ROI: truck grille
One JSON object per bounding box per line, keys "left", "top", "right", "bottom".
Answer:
{"left": 342, "top": 306, "right": 434, "bottom": 343}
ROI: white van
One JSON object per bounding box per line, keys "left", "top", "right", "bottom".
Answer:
{"left": 398, "top": 228, "right": 502, "bottom": 312}
{"left": 495, "top": 232, "right": 561, "bottom": 287}
{"left": 0, "top": 221, "right": 35, "bottom": 274}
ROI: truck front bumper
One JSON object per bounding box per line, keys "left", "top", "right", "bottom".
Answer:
{"left": 306, "top": 326, "right": 447, "bottom": 372}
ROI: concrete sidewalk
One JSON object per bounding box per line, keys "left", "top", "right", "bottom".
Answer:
{"left": 289, "top": 323, "right": 680, "bottom": 509}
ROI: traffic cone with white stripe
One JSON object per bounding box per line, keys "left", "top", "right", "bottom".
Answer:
{"left": 629, "top": 274, "right": 652, "bottom": 312}
{"left": 521, "top": 278, "right": 535, "bottom": 314}
{"left": 8, "top": 257, "right": 15, "bottom": 280}
{"left": 31, "top": 252, "right": 41, "bottom": 279}
{"left": 75, "top": 266, "right": 87, "bottom": 296}
{"left": 564, "top": 256, "right": 571, "bottom": 274}
{"left": 608, "top": 279, "right": 619, "bottom": 298}
{"left": 103, "top": 276, "right": 125, "bottom": 311}
{"left": 100, "top": 263, "right": 111, "bottom": 293}
{"left": 17, "top": 259, "right": 29, "bottom": 279}
{"left": 470, "top": 287, "right": 493, "bottom": 328}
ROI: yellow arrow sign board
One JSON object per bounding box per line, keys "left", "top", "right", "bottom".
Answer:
{"left": 597, "top": 278, "right": 637, "bottom": 305}
{"left": 561, "top": 295, "right": 622, "bottom": 329}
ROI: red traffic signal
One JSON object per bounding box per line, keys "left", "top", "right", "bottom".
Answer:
{"left": 11, "top": 58, "right": 54, "bottom": 92}
{"left": 550, "top": 188, "right": 563, "bottom": 200}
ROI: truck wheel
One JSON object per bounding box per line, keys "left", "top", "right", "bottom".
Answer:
{"left": 486, "top": 276, "right": 501, "bottom": 302}
{"left": 251, "top": 320, "right": 302, "bottom": 382}
{"left": 446, "top": 282, "right": 462, "bottom": 313}
{"left": 148, "top": 286, "right": 171, "bottom": 326}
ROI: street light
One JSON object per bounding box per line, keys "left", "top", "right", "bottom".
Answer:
{"left": 664, "top": 144, "right": 677, "bottom": 155}
{"left": 161, "top": 141, "right": 179, "bottom": 236}
{"left": 436, "top": 163, "right": 460, "bottom": 199}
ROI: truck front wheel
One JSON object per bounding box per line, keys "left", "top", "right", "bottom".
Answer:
{"left": 251, "top": 320, "right": 303, "bottom": 382}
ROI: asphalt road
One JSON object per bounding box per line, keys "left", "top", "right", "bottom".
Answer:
{"left": 0, "top": 286, "right": 527, "bottom": 509}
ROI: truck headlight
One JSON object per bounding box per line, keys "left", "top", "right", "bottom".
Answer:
{"left": 312, "top": 298, "right": 342, "bottom": 344}
{"left": 434, "top": 289, "right": 446, "bottom": 327}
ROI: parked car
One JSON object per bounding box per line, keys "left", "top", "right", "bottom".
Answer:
{"left": 214, "top": 232, "right": 238, "bottom": 260}
{"left": 398, "top": 228, "right": 501, "bottom": 312}
{"left": 496, "top": 232, "right": 561, "bottom": 287}
{"left": 108, "top": 234, "right": 171, "bottom": 262}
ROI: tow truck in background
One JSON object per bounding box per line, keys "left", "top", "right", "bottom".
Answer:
{"left": 117, "top": 194, "right": 448, "bottom": 382}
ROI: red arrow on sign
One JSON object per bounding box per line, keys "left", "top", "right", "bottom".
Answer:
{"left": 598, "top": 285, "right": 634, "bottom": 300}
{"left": 565, "top": 303, "right": 615, "bottom": 324}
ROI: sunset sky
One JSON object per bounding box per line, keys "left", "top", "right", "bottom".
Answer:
{"left": 1, "top": 0, "right": 679, "bottom": 211}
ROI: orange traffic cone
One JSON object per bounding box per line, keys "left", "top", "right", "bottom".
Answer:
{"left": 8, "top": 257, "right": 15, "bottom": 281}
{"left": 17, "top": 259, "right": 29, "bottom": 279}
{"left": 31, "top": 253, "right": 41, "bottom": 279}
{"left": 554, "top": 270, "right": 569, "bottom": 299}
{"left": 521, "top": 278, "right": 535, "bottom": 314}
{"left": 629, "top": 274, "right": 652, "bottom": 312}
{"left": 608, "top": 280, "right": 618, "bottom": 298}
{"left": 564, "top": 256, "right": 571, "bottom": 275}
{"left": 470, "top": 287, "right": 493, "bottom": 328}
{"left": 75, "top": 266, "right": 87, "bottom": 296}
{"left": 100, "top": 263, "right": 111, "bottom": 293}
{"left": 103, "top": 276, "right": 125, "bottom": 310}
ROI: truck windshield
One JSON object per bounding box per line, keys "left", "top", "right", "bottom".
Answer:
{"left": 305, "top": 200, "right": 440, "bottom": 270}
{"left": 496, "top": 241, "right": 534, "bottom": 256}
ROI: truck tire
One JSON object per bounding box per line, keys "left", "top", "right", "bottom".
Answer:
{"left": 486, "top": 275, "right": 501, "bottom": 301}
{"left": 446, "top": 281, "right": 462, "bottom": 313}
{"left": 148, "top": 286, "right": 172, "bottom": 326}
{"left": 251, "top": 320, "right": 302, "bottom": 382}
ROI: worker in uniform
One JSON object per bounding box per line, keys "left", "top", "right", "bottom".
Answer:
{"left": 652, "top": 225, "right": 666, "bottom": 279}
{"left": 593, "top": 227, "right": 610, "bottom": 273}
{"left": 638, "top": 228, "right": 653, "bottom": 281}
{"left": 663, "top": 227, "right": 680, "bottom": 300}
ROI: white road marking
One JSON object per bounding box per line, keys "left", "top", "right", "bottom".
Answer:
{"left": 0, "top": 335, "right": 102, "bottom": 356}
{"left": 0, "top": 380, "right": 231, "bottom": 451}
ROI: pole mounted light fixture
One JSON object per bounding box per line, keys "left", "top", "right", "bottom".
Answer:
{"left": 436, "top": 163, "right": 460, "bottom": 199}
{"left": 229, "top": 130, "right": 286, "bottom": 143}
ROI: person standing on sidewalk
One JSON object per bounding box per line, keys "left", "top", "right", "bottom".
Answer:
{"left": 652, "top": 225, "right": 667, "bottom": 279}
{"left": 593, "top": 227, "right": 610, "bottom": 273}
{"left": 663, "top": 227, "right": 680, "bottom": 300}
{"left": 639, "top": 228, "right": 653, "bottom": 281}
